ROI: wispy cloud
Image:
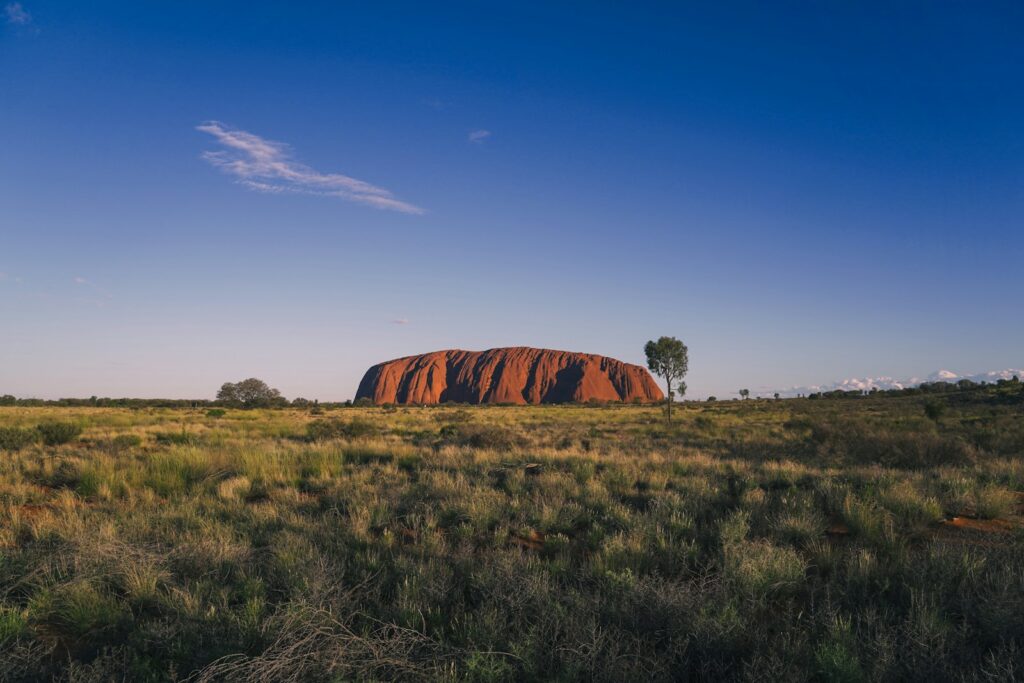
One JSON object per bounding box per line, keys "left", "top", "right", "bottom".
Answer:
{"left": 73, "top": 276, "right": 112, "bottom": 302}
{"left": 196, "top": 121, "right": 424, "bottom": 214}
{"left": 4, "top": 2, "right": 30, "bottom": 24}
{"left": 392, "top": 318, "right": 410, "bottom": 325}
{"left": 468, "top": 129, "right": 491, "bottom": 144}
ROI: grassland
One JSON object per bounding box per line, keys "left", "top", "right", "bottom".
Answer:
{"left": 1, "top": 396, "right": 1023, "bottom": 681}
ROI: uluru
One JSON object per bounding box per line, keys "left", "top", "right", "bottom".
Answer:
{"left": 355, "top": 347, "right": 664, "bottom": 405}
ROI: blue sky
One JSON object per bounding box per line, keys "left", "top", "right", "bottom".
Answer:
{"left": 2, "top": 1, "right": 1022, "bottom": 400}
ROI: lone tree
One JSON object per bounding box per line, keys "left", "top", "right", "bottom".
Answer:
{"left": 644, "top": 336, "right": 688, "bottom": 423}
{"left": 739, "top": 388, "right": 750, "bottom": 400}
{"left": 217, "top": 378, "right": 284, "bottom": 408}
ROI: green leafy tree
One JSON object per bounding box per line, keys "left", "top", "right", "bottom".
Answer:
{"left": 644, "top": 336, "right": 689, "bottom": 423}
{"left": 217, "top": 378, "right": 284, "bottom": 408}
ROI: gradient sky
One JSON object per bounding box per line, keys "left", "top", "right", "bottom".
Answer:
{"left": 2, "top": 1, "right": 1022, "bottom": 400}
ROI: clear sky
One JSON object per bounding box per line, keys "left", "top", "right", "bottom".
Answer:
{"left": 2, "top": 1, "right": 1022, "bottom": 400}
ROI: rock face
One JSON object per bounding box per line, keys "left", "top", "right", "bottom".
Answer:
{"left": 355, "top": 347, "right": 664, "bottom": 405}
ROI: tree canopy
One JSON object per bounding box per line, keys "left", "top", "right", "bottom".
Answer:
{"left": 216, "top": 378, "right": 285, "bottom": 408}
{"left": 644, "top": 336, "right": 689, "bottom": 422}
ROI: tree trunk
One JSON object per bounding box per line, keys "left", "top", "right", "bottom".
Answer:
{"left": 666, "top": 378, "right": 672, "bottom": 424}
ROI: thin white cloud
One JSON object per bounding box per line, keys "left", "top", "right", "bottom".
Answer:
{"left": 4, "top": 2, "right": 30, "bottom": 24}
{"left": 73, "top": 276, "right": 112, "bottom": 300}
{"left": 196, "top": 121, "right": 424, "bottom": 214}
{"left": 392, "top": 318, "right": 410, "bottom": 325}
{"left": 468, "top": 129, "right": 491, "bottom": 144}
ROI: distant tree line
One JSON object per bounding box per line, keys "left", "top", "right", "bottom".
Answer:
{"left": 0, "top": 377, "right": 370, "bottom": 409}
{"left": 5, "top": 374, "right": 1017, "bottom": 408}
{"left": 805, "top": 376, "right": 1023, "bottom": 403}
{"left": 0, "top": 395, "right": 363, "bottom": 409}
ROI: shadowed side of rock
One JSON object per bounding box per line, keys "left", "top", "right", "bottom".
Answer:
{"left": 355, "top": 347, "right": 664, "bottom": 405}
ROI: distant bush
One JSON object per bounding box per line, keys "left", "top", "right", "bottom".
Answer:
{"left": 154, "top": 430, "right": 201, "bottom": 446}
{"left": 693, "top": 415, "right": 715, "bottom": 430}
{"left": 436, "top": 423, "right": 524, "bottom": 450}
{"left": 110, "top": 434, "right": 143, "bottom": 450}
{"left": 206, "top": 408, "right": 227, "bottom": 419}
{"left": 36, "top": 421, "right": 82, "bottom": 446}
{"left": 924, "top": 400, "right": 946, "bottom": 422}
{"left": 306, "top": 418, "right": 379, "bottom": 441}
{"left": 433, "top": 409, "right": 473, "bottom": 424}
{"left": 352, "top": 397, "right": 375, "bottom": 407}
{"left": 0, "top": 427, "right": 37, "bottom": 451}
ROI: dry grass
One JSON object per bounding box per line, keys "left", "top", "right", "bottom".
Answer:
{"left": 0, "top": 398, "right": 1022, "bottom": 681}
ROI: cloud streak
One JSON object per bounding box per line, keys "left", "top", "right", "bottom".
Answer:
{"left": 468, "top": 129, "right": 491, "bottom": 144}
{"left": 4, "top": 2, "right": 30, "bottom": 24}
{"left": 196, "top": 121, "right": 424, "bottom": 214}
{"left": 73, "top": 275, "right": 112, "bottom": 302}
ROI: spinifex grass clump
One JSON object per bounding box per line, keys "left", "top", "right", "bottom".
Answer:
{"left": 0, "top": 396, "right": 1021, "bottom": 681}
{"left": 0, "top": 426, "right": 37, "bottom": 450}
{"left": 35, "top": 421, "right": 82, "bottom": 446}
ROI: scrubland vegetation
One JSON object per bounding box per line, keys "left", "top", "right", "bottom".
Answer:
{"left": 1, "top": 393, "right": 1022, "bottom": 681}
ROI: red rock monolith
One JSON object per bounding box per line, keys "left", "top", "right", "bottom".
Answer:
{"left": 355, "top": 347, "right": 664, "bottom": 405}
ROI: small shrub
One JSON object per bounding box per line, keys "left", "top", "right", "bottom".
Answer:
{"left": 306, "top": 418, "right": 379, "bottom": 441}
{"left": 0, "top": 427, "right": 37, "bottom": 451}
{"left": 924, "top": 400, "right": 946, "bottom": 422}
{"left": 436, "top": 423, "right": 524, "bottom": 450}
{"left": 693, "top": 415, "right": 715, "bottom": 430}
{"left": 0, "top": 606, "right": 27, "bottom": 644}
{"left": 36, "top": 421, "right": 82, "bottom": 446}
{"left": 841, "top": 495, "right": 891, "bottom": 543}
{"left": 155, "top": 430, "right": 201, "bottom": 446}
{"left": 434, "top": 409, "right": 473, "bottom": 424}
{"left": 814, "top": 617, "right": 864, "bottom": 683}
{"left": 144, "top": 452, "right": 214, "bottom": 496}
{"left": 974, "top": 485, "right": 1016, "bottom": 519}
{"left": 879, "top": 481, "right": 944, "bottom": 530}
{"left": 28, "top": 581, "right": 127, "bottom": 641}
{"left": 772, "top": 509, "right": 826, "bottom": 547}
{"left": 110, "top": 434, "right": 143, "bottom": 451}
{"left": 206, "top": 408, "right": 227, "bottom": 419}
{"left": 725, "top": 539, "right": 807, "bottom": 598}
{"left": 346, "top": 418, "right": 379, "bottom": 439}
